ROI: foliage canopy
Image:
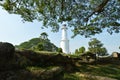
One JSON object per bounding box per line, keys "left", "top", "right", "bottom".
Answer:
{"left": 40, "top": 32, "right": 48, "bottom": 40}
{"left": 0, "top": 0, "right": 120, "bottom": 37}
{"left": 88, "top": 38, "right": 108, "bottom": 56}
{"left": 79, "top": 46, "right": 86, "bottom": 53}
{"left": 75, "top": 46, "right": 86, "bottom": 55}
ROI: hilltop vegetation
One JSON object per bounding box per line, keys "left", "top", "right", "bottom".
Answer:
{"left": 15, "top": 32, "right": 58, "bottom": 52}
{"left": 16, "top": 38, "right": 58, "bottom": 52}
{"left": 75, "top": 38, "right": 108, "bottom": 56}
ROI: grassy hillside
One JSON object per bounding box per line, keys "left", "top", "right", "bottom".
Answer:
{"left": 64, "top": 64, "right": 120, "bottom": 80}
{"left": 15, "top": 38, "right": 58, "bottom": 52}
{"left": 0, "top": 42, "right": 120, "bottom": 80}
{"left": 2, "top": 51, "right": 120, "bottom": 79}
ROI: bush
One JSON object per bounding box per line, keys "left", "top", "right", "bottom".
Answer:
{"left": 0, "top": 42, "right": 15, "bottom": 60}
{"left": 57, "top": 48, "right": 63, "bottom": 53}
{"left": 0, "top": 42, "right": 15, "bottom": 70}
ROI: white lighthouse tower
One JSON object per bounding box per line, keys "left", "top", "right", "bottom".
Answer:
{"left": 60, "top": 24, "right": 69, "bottom": 53}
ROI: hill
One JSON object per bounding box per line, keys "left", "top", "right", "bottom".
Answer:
{"left": 15, "top": 37, "right": 58, "bottom": 52}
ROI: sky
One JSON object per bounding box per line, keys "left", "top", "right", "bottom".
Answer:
{"left": 0, "top": 7, "right": 120, "bottom": 54}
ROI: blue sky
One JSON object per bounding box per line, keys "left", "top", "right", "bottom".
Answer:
{"left": 0, "top": 7, "right": 120, "bottom": 54}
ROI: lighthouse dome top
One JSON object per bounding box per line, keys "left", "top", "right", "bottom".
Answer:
{"left": 61, "top": 24, "right": 67, "bottom": 30}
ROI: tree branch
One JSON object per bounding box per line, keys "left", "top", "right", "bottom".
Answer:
{"left": 85, "top": 0, "right": 110, "bottom": 22}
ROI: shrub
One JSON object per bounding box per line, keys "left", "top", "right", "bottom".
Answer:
{"left": 0, "top": 42, "right": 15, "bottom": 70}
{"left": 0, "top": 42, "right": 15, "bottom": 60}
{"left": 57, "top": 48, "right": 63, "bottom": 53}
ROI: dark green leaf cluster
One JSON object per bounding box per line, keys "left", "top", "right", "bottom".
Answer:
{"left": 0, "top": 0, "right": 120, "bottom": 37}
{"left": 57, "top": 48, "right": 63, "bottom": 53}
{"left": 75, "top": 46, "right": 85, "bottom": 55}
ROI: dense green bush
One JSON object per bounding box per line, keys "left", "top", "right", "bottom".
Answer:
{"left": 57, "top": 48, "right": 63, "bottom": 53}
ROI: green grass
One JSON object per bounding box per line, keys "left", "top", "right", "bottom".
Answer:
{"left": 62, "top": 72, "right": 98, "bottom": 80}
{"left": 26, "top": 52, "right": 120, "bottom": 80}
{"left": 69, "top": 64, "right": 120, "bottom": 80}
{"left": 26, "top": 66, "right": 60, "bottom": 71}
{"left": 26, "top": 66, "right": 44, "bottom": 71}
{"left": 63, "top": 73, "right": 81, "bottom": 80}
{"left": 16, "top": 50, "right": 120, "bottom": 80}
{"left": 35, "top": 51, "right": 58, "bottom": 55}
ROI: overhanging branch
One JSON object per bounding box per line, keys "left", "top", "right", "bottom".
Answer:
{"left": 85, "top": 0, "right": 110, "bottom": 22}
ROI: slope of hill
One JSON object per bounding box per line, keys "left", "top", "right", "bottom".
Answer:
{"left": 1, "top": 42, "right": 120, "bottom": 80}
{"left": 15, "top": 38, "right": 58, "bottom": 52}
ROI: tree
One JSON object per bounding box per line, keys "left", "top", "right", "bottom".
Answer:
{"left": 57, "top": 48, "right": 63, "bottom": 53}
{"left": 0, "top": 0, "right": 120, "bottom": 37}
{"left": 75, "top": 46, "right": 85, "bottom": 55}
{"left": 88, "top": 38, "right": 108, "bottom": 56}
{"left": 40, "top": 32, "right": 48, "bottom": 40}
{"left": 100, "top": 47, "right": 108, "bottom": 56}
{"left": 75, "top": 49, "right": 79, "bottom": 54}
{"left": 79, "top": 46, "right": 86, "bottom": 54}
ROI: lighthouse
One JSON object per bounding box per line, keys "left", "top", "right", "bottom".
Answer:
{"left": 60, "top": 24, "right": 69, "bottom": 53}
